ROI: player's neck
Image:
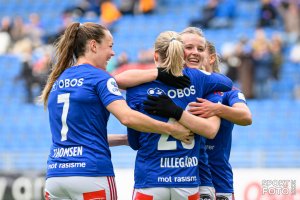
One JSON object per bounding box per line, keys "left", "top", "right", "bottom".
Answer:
{"left": 75, "top": 57, "right": 94, "bottom": 67}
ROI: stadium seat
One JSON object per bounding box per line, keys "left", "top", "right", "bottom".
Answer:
{"left": 0, "top": 0, "right": 300, "bottom": 171}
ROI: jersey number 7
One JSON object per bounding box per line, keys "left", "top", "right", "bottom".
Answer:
{"left": 57, "top": 93, "right": 70, "bottom": 141}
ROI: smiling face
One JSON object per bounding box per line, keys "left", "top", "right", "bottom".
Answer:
{"left": 181, "top": 33, "right": 206, "bottom": 69}
{"left": 95, "top": 30, "right": 115, "bottom": 70}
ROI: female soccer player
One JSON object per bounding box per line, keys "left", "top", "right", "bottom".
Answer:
{"left": 148, "top": 28, "right": 252, "bottom": 200}
{"left": 180, "top": 27, "right": 217, "bottom": 200}
{"left": 124, "top": 30, "right": 233, "bottom": 200}
{"left": 188, "top": 40, "right": 252, "bottom": 200}
{"left": 40, "top": 22, "right": 193, "bottom": 200}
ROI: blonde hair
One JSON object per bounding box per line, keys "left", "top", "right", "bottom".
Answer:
{"left": 40, "top": 22, "right": 108, "bottom": 108}
{"left": 206, "top": 41, "right": 220, "bottom": 73}
{"left": 180, "top": 27, "right": 204, "bottom": 37}
{"left": 180, "top": 27, "right": 206, "bottom": 71}
{"left": 180, "top": 27, "right": 220, "bottom": 72}
{"left": 154, "top": 31, "right": 184, "bottom": 76}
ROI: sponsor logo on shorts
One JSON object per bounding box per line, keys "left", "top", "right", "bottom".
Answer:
{"left": 216, "top": 195, "right": 229, "bottom": 200}
{"left": 200, "top": 194, "right": 213, "bottom": 200}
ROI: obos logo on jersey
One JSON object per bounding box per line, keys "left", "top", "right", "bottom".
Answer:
{"left": 147, "top": 87, "right": 166, "bottom": 96}
{"left": 51, "top": 81, "right": 58, "bottom": 92}
{"left": 51, "top": 78, "right": 84, "bottom": 92}
{"left": 168, "top": 85, "right": 196, "bottom": 98}
{"left": 107, "top": 78, "right": 122, "bottom": 96}
{"left": 147, "top": 86, "right": 196, "bottom": 98}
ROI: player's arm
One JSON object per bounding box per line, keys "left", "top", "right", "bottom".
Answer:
{"left": 107, "top": 134, "right": 128, "bottom": 147}
{"left": 202, "top": 71, "right": 233, "bottom": 94}
{"left": 188, "top": 98, "right": 252, "bottom": 126}
{"left": 114, "top": 68, "right": 190, "bottom": 89}
{"left": 143, "top": 95, "right": 221, "bottom": 139}
{"left": 114, "top": 69, "right": 158, "bottom": 89}
{"left": 179, "top": 112, "right": 220, "bottom": 139}
{"left": 106, "top": 99, "right": 193, "bottom": 143}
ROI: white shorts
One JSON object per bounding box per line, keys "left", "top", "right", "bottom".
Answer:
{"left": 133, "top": 187, "right": 199, "bottom": 200}
{"left": 216, "top": 193, "right": 234, "bottom": 200}
{"left": 45, "top": 176, "right": 117, "bottom": 200}
{"left": 199, "top": 186, "right": 216, "bottom": 200}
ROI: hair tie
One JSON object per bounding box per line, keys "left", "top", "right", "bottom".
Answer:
{"left": 74, "top": 23, "right": 81, "bottom": 58}
{"left": 170, "top": 38, "right": 176, "bottom": 42}
{"left": 77, "top": 23, "right": 83, "bottom": 32}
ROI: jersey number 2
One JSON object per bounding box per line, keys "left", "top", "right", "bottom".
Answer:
{"left": 57, "top": 93, "right": 70, "bottom": 141}
{"left": 157, "top": 119, "right": 195, "bottom": 150}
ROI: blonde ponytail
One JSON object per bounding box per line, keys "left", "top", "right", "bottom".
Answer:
{"left": 155, "top": 31, "right": 184, "bottom": 76}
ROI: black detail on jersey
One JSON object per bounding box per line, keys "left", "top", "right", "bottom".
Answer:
{"left": 200, "top": 194, "right": 213, "bottom": 200}
{"left": 216, "top": 195, "right": 229, "bottom": 200}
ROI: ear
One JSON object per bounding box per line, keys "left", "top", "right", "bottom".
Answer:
{"left": 209, "top": 54, "right": 216, "bottom": 65}
{"left": 154, "top": 52, "right": 159, "bottom": 62}
{"left": 90, "top": 40, "right": 97, "bottom": 53}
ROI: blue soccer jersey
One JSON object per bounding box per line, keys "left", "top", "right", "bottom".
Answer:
{"left": 205, "top": 89, "right": 247, "bottom": 193}
{"left": 198, "top": 93, "right": 221, "bottom": 188}
{"left": 198, "top": 136, "right": 214, "bottom": 188}
{"left": 46, "top": 64, "right": 124, "bottom": 178}
{"left": 126, "top": 67, "right": 233, "bottom": 188}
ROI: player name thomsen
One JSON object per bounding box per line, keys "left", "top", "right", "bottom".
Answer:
{"left": 160, "top": 156, "right": 198, "bottom": 168}
{"left": 53, "top": 146, "right": 83, "bottom": 158}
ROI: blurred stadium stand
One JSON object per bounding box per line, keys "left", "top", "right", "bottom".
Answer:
{"left": 0, "top": 0, "right": 300, "bottom": 173}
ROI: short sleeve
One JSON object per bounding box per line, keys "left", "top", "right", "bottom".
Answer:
{"left": 201, "top": 71, "right": 233, "bottom": 95}
{"left": 204, "top": 92, "right": 223, "bottom": 104}
{"left": 95, "top": 76, "right": 124, "bottom": 107}
{"left": 227, "top": 90, "right": 247, "bottom": 107}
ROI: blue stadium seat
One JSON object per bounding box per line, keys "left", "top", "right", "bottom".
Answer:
{"left": 0, "top": 0, "right": 299, "bottom": 171}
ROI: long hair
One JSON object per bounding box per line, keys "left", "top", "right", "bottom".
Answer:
{"left": 40, "top": 22, "right": 108, "bottom": 108}
{"left": 206, "top": 41, "right": 220, "bottom": 73}
{"left": 154, "top": 31, "right": 184, "bottom": 76}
